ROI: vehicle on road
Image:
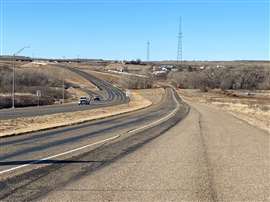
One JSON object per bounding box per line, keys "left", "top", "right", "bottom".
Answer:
{"left": 78, "top": 96, "right": 91, "bottom": 105}
{"left": 93, "top": 96, "right": 101, "bottom": 101}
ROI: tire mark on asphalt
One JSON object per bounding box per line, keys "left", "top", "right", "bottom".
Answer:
{"left": 0, "top": 89, "right": 189, "bottom": 202}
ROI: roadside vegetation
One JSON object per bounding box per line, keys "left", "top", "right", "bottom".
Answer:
{"left": 179, "top": 89, "right": 270, "bottom": 133}
{"left": 120, "top": 75, "right": 153, "bottom": 89}
{"left": 168, "top": 67, "right": 270, "bottom": 91}
{"left": 0, "top": 90, "right": 154, "bottom": 137}
{"left": 165, "top": 63, "right": 270, "bottom": 133}
{"left": 83, "top": 68, "right": 153, "bottom": 90}
{"left": 0, "top": 64, "right": 66, "bottom": 108}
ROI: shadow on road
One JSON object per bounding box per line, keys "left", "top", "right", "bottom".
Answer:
{"left": 0, "top": 159, "right": 105, "bottom": 166}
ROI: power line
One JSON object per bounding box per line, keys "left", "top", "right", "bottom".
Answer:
{"left": 177, "top": 16, "right": 183, "bottom": 64}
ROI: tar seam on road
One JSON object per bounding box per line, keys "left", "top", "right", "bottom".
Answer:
{"left": 196, "top": 108, "right": 218, "bottom": 202}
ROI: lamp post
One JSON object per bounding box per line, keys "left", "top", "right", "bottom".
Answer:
{"left": 62, "top": 75, "right": 65, "bottom": 104}
{"left": 12, "top": 46, "right": 30, "bottom": 109}
{"left": 62, "top": 56, "right": 65, "bottom": 104}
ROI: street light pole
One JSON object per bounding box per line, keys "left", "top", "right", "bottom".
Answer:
{"left": 12, "top": 46, "right": 30, "bottom": 109}
{"left": 62, "top": 76, "right": 65, "bottom": 104}
{"left": 62, "top": 56, "right": 65, "bottom": 104}
{"left": 12, "top": 54, "right": 15, "bottom": 109}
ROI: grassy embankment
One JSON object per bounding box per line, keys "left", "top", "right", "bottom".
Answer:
{"left": 0, "top": 61, "right": 96, "bottom": 108}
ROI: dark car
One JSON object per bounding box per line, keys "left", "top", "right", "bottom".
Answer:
{"left": 93, "top": 96, "right": 101, "bottom": 101}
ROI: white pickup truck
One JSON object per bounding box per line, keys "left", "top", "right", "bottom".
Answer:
{"left": 78, "top": 96, "right": 91, "bottom": 105}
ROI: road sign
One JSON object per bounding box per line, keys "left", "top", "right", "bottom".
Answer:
{"left": 36, "top": 90, "right": 41, "bottom": 97}
{"left": 126, "top": 90, "right": 131, "bottom": 98}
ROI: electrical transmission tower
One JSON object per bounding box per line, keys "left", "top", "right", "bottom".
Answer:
{"left": 177, "top": 17, "right": 183, "bottom": 64}
{"left": 147, "top": 41, "right": 150, "bottom": 61}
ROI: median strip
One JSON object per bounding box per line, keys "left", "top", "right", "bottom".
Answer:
{"left": 0, "top": 89, "right": 162, "bottom": 138}
{"left": 0, "top": 88, "right": 178, "bottom": 176}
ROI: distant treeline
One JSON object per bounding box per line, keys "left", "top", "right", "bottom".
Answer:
{"left": 168, "top": 67, "right": 270, "bottom": 91}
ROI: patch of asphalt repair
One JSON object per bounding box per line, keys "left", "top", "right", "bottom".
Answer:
{"left": 0, "top": 89, "right": 189, "bottom": 202}
{"left": 197, "top": 110, "right": 218, "bottom": 202}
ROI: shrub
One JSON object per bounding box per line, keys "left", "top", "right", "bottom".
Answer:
{"left": 120, "top": 75, "right": 153, "bottom": 89}
{"left": 168, "top": 67, "right": 270, "bottom": 91}
{"left": 0, "top": 66, "right": 68, "bottom": 108}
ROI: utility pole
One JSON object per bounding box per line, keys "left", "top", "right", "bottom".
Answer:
{"left": 177, "top": 17, "right": 183, "bottom": 64}
{"left": 12, "top": 46, "right": 30, "bottom": 109}
{"left": 147, "top": 41, "right": 150, "bottom": 62}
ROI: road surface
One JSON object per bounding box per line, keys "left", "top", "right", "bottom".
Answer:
{"left": 0, "top": 87, "right": 189, "bottom": 201}
{"left": 0, "top": 66, "right": 127, "bottom": 120}
{"left": 0, "top": 84, "right": 268, "bottom": 201}
{"left": 41, "top": 101, "right": 268, "bottom": 201}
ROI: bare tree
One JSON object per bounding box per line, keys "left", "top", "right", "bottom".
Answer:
{"left": 120, "top": 75, "right": 153, "bottom": 89}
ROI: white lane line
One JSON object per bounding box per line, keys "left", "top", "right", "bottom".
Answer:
{"left": 128, "top": 90, "right": 180, "bottom": 134}
{"left": 0, "top": 135, "right": 120, "bottom": 176}
{"left": 0, "top": 89, "right": 181, "bottom": 176}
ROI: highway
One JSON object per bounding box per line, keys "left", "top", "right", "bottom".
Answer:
{"left": 0, "top": 86, "right": 189, "bottom": 201}
{"left": 42, "top": 98, "right": 268, "bottom": 201}
{"left": 0, "top": 66, "right": 127, "bottom": 120}
{"left": 0, "top": 68, "right": 267, "bottom": 201}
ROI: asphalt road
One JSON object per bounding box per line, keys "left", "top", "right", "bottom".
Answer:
{"left": 0, "top": 87, "right": 189, "bottom": 201}
{"left": 42, "top": 99, "right": 269, "bottom": 202}
{"left": 0, "top": 66, "right": 127, "bottom": 120}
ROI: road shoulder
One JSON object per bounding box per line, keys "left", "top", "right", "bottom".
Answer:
{"left": 42, "top": 98, "right": 269, "bottom": 202}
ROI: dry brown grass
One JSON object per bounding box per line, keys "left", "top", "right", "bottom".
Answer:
{"left": 66, "top": 87, "right": 88, "bottom": 100}
{"left": 0, "top": 61, "right": 97, "bottom": 105}
{"left": 78, "top": 69, "right": 121, "bottom": 85}
{"left": 133, "top": 88, "right": 165, "bottom": 105}
{"left": 0, "top": 89, "right": 161, "bottom": 137}
{"left": 12, "top": 62, "right": 99, "bottom": 103}
{"left": 178, "top": 89, "right": 270, "bottom": 133}
{"left": 0, "top": 60, "right": 27, "bottom": 67}
{"left": 21, "top": 62, "right": 97, "bottom": 90}
{"left": 105, "top": 63, "right": 152, "bottom": 73}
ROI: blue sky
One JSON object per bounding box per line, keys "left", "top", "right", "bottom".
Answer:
{"left": 0, "top": 0, "right": 269, "bottom": 60}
